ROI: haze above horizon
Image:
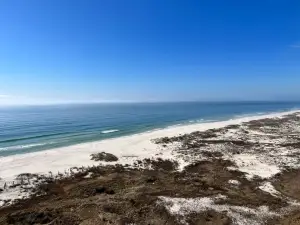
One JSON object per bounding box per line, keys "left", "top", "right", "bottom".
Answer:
{"left": 0, "top": 0, "right": 300, "bottom": 105}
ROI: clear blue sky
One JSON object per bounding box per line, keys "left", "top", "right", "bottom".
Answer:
{"left": 0, "top": 0, "right": 299, "bottom": 104}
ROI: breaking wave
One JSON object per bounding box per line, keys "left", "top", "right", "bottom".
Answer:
{"left": 0, "top": 142, "right": 51, "bottom": 152}
{"left": 101, "top": 129, "right": 119, "bottom": 134}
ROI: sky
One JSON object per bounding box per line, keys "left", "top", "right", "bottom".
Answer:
{"left": 0, "top": 0, "right": 300, "bottom": 105}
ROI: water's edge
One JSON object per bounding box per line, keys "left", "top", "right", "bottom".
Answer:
{"left": 1, "top": 102, "right": 299, "bottom": 157}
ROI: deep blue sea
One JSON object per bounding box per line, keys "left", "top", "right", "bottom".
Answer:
{"left": 0, "top": 102, "right": 299, "bottom": 157}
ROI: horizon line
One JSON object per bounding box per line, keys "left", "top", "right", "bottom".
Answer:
{"left": 1, "top": 100, "right": 300, "bottom": 107}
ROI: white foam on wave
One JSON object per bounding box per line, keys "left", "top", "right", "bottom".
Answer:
{"left": 232, "top": 112, "right": 269, "bottom": 119}
{"left": 170, "top": 119, "right": 216, "bottom": 129}
{"left": 188, "top": 118, "right": 215, "bottom": 123}
{"left": 0, "top": 143, "right": 51, "bottom": 152}
{"left": 101, "top": 129, "right": 119, "bottom": 134}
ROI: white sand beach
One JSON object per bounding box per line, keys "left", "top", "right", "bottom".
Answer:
{"left": 0, "top": 109, "right": 299, "bottom": 205}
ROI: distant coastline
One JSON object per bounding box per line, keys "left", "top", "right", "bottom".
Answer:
{"left": 0, "top": 101, "right": 300, "bottom": 158}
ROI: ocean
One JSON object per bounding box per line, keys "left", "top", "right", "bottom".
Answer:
{"left": 0, "top": 101, "right": 299, "bottom": 157}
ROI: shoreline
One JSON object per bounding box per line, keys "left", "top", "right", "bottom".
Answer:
{"left": 1, "top": 109, "right": 300, "bottom": 224}
{"left": 0, "top": 109, "right": 299, "bottom": 205}
{"left": 1, "top": 109, "right": 299, "bottom": 177}
{"left": 1, "top": 108, "right": 295, "bottom": 158}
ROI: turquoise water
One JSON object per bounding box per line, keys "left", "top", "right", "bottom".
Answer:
{"left": 0, "top": 102, "right": 300, "bottom": 157}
